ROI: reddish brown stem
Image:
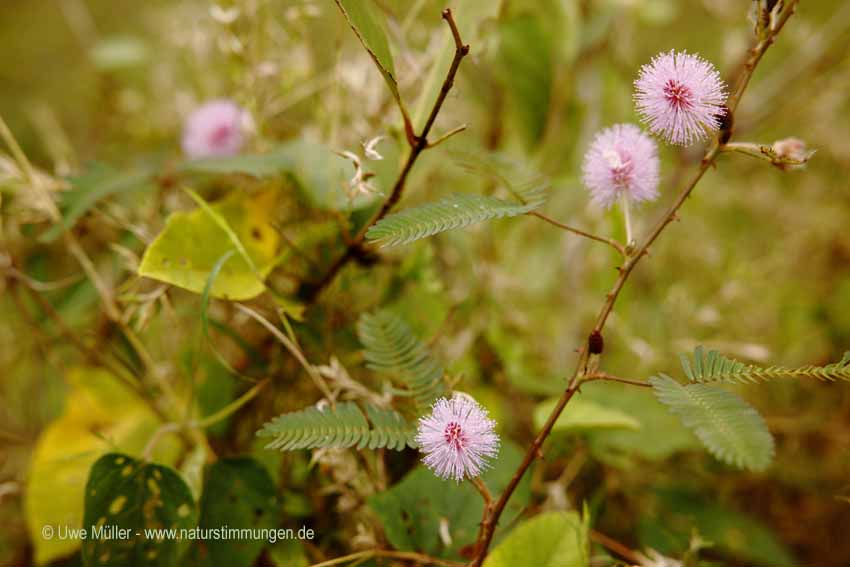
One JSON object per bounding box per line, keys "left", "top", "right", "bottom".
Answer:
{"left": 470, "top": 4, "right": 800, "bottom": 564}
{"left": 590, "top": 529, "right": 643, "bottom": 564}
{"left": 300, "top": 9, "right": 469, "bottom": 304}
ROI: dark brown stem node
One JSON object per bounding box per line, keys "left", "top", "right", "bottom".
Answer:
{"left": 588, "top": 330, "right": 604, "bottom": 355}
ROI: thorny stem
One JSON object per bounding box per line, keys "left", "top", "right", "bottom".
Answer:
{"left": 528, "top": 211, "right": 626, "bottom": 257}
{"left": 470, "top": 476, "right": 495, "bottom": 558}
{"left": 469, "top": 3, "right": 800, "bottom": 564}
{"left": 728, "top": 0, "right": 800, "bottom": 115}
{"left": 300, "top": 9, "right": 469, "bottom": 304}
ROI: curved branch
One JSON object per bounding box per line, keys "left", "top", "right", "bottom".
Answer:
{"left": 470, "top": 3, "right": 801, "bottom": 563}
{"left": 300, "top": 9, "right": 470, "bottom": 304}
{"left": 529, "top": 211, "right": 626, "bottom": 256}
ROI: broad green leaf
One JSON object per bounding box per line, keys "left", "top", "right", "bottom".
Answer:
{"left": 533, "top": 397, "right": 641, "bottom": 433}
{"left": 640, "top": 488, "right": 796, "bottom": 567}
{"left": 579, "top": 381, "right": 698, "bottom": 462}
{"left": 25, "top": 368, "right": 180, "bottom": 566}
{"left": 178, "top": 140, "right": 376, "bottom": 211}
{"left": 483, "top": 511, "right": 589, "bottom": 567}
{"left": 82, "top": 453, "right": 198, "bottom": 567}
{"left": 178, "top": 147, "right": 297, "bottom": 177}
{"left": 278, "top": 139, "right": 376, "bottom": 211}
{"left": 138, "top": 189, "right": 280, "bottom": 300}
{"left": 649, "top": 375, "right": 775, "bottom": 471}
{"left": 368, "top": 441, "right": 530, "bottom": 560}
{"left": 192, "top": 458, "right": 279, "bottom": 567}
{"left": 268, "top": 539, "right": 308, "bottom": 567}
{"left": 498, "top": 14, "right": 554, "bottom": 147}
{"left": 195, "top": 358, "right": 238, "bottom": 437}
{"left": 334, "top": 0, "right": 401, "bottom": 107}
{"left": 40, "top": 163, "right": 155, "bottom": 243}
{"left": 495, "top": 0, "right": 579, "bottom": 148}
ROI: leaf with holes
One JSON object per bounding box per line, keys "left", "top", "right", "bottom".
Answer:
{"left": 649, "top": 375, "right": 775, "bottom": 471}
{"left": 24, "top": 368, "right": 180, "bottom": 566}
{"left": 138, "top": 189, "right": 280, "bottom": 300}
{"left": 82, "top": 453, "right": 198, "bottom": 567}
{"left": 190, "top": 458, "right": 279, "bottom": 567}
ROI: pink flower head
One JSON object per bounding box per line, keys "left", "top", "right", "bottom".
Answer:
{"left": 181, "top": 99, "right": 249, "bottom": 158}
{"left": 416, "top": 395, "right": 499, "bottom": 482}
{"left": 634, "top": 50, "right": 727, "bottom": 146}
{"left": 582, "top": 123, "right": 660, "bottom": 209}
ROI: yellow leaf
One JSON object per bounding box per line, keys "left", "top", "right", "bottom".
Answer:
{"left": 24, "top": 368, "right": 180, "bottom": 565}
{"left": 138, "top": 188, "right": 281, "bottom": 300}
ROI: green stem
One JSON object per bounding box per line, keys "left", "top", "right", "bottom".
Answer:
{"left": 620, "top": 192, "right": 633, "bottom": 248}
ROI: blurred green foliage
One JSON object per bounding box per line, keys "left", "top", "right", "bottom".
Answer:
{"left": 1, "top": 0, "right": 849, "bottom": 566}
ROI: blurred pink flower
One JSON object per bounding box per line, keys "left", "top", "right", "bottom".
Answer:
{"left": 582, "top": 123, "right": 660, "bottom": 209}
{"left": 416, "top": 395, "right": 499, "bottom": 482}
{"left": 181, "top": 99, "right": 249, "bottom": 158}
{"left": 634, "top": 50, "right": 727, "bottom": 146}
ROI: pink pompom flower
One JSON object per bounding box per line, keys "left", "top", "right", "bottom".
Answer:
{"left": 181, "top": 99, "right": 250, "bottom": 158}
{"left": 634, "top": 50, "right": 727, "bottom": 146}
{"left": 416, "top": 395, "right": 500, "bottom": 482}
{"left": 582, "top": 123, "right": 660, "bottom": 209}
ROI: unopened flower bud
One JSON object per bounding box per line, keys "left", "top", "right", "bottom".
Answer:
{"left": 771, "top": 137, "right": 813, "bottom": 170}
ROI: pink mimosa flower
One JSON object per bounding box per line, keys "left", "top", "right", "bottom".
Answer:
{"left": 582, "top": 123, "right": 660, "bottom": 209}
{"left": 416, "top": 395, "right": 500, "bottom": 482}
{"left": 634, "top": 50, "right": 727, "bottom": 146}
{"left": 181, "top": 99, "right": 249, "bottom": 158}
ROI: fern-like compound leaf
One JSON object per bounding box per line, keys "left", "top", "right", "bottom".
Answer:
{"left": 680, "top": 346, "right": 850, "bottom": 383}
{"left": 649, "top": 374, "right": 774, "bottom": 471}
{"left": 257, "top": 401, "right": 416, "bottom": 451}
{"left": 365, "top": 191, "right": 544, "bottom": 247}
{"left": 357, "top": 310, "right": 445, "bottom": 408}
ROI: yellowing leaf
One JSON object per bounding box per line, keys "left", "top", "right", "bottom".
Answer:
{"left": 24, "top": 368, "right": 179, "bottom": 565}
{"left": 138, "top": 189, "right": 280, "bottom": 300}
